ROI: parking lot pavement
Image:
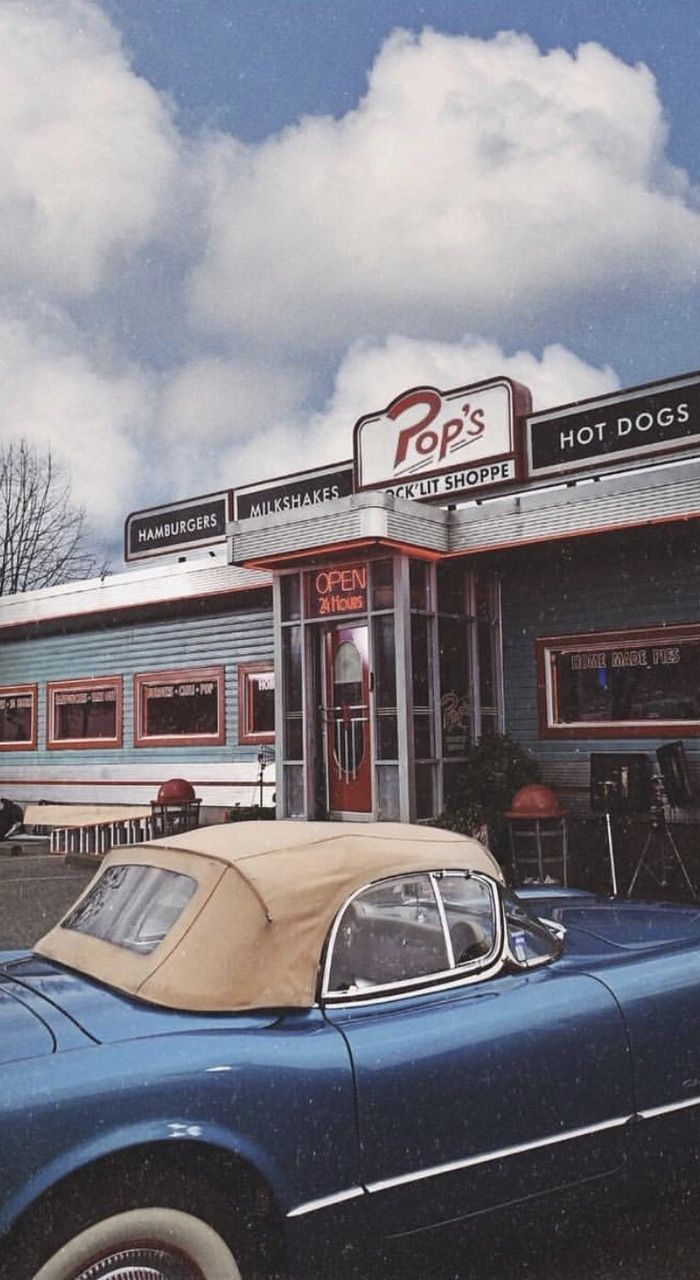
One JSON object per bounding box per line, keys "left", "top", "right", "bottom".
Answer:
{"left": 407, "top": 1195, "right": 700, "bottom": 1280}
{"left": 0, "top": 854, "right": 93, "bottom": 949}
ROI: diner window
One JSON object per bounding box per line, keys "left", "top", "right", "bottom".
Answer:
{"left": 539, "top": 626, "right": 700, "bottom": 737}
{"left": 47, "top": 677, "right": 122, "bottom": 749}
{"left": 238, "top": 663, "right": 275, "bottom": 744}
{"left": 135, "top": 667, "right": 225, "bottom": 746}
{"left": 0, "top": 684, "right": 37, "bottom": 751}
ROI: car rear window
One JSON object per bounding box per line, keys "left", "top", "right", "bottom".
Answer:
{"left": 61, "top": 864, "right": 197, "bottom": 954}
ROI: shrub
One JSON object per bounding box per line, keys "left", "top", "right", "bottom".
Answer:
{"left": 434, "top": 733, "right": 540, "bottom": 857}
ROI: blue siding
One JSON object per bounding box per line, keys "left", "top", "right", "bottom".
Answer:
{"left": 500, "top": 524, "right": 700, "bottom": 775}
{"left": 0, "top": 602, "right": 273, "bottom": 768}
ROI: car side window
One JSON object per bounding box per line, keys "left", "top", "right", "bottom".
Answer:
{"left": 328, "top": 873, "right": 448, "bottom": 993}
{"left": 437, "top": 873, "right": 496, "bottom": 965}
{"left": 325, "top": 870, "right": 499, "bottom": 998}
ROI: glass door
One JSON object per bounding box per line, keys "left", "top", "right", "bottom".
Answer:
{"left": 323, "top": 624, "right": 372, "bottom": 814}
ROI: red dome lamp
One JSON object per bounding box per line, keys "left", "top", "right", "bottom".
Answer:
{"left": 506, "top": 783, "right": 565, "bottom": 820}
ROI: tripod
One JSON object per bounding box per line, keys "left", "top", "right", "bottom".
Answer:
{"left": 600, "top": 783, "right": 620, "bottom": 896}
{"left": 627, "top": 775, "right": 697, "bottom": 900}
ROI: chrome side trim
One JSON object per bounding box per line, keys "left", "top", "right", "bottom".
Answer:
{"left": 638, "top": 1093, "right": 700, "bottom": 1120}
{"left": 286, "top": 1187, "right": 365, "bottom": 1218}
{"left": 366, "top": 1115, "right": 631, "bottom": 1194}
{"left": 284, "top": 1101, "right": 700, "bottom": 1216}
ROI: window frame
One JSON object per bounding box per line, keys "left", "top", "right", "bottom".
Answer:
{"left": 0, "top": 683, "right": 38, "bottom": 752}
{"left": 238, "top": 662, "right": 275, "bottom": 745}
{"left": 46, "top": 676, "right": 122, "bottom": 750}
{"left": 134, "top": 666, "right": 225, "bottom": 748}
{"left": 321, "top": 869, "right": 504, "bottom": 1006}
{"left": 537, "top": 623, "right": 700, "bottom": 738}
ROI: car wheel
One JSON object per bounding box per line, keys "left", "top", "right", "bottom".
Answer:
{"left": 31, "top": 1206, "right": 243, "bottom": 1280}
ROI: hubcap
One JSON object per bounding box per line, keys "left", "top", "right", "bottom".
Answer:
{"left": 73, "top": 1246, "right": 203, "bottom": 1280}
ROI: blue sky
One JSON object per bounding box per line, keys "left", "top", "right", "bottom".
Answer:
{"left": 104, "top": 2, "right": 700, "bottom": 168}
{"left": 2, "top": 1, "right": 700, "bottom": 563}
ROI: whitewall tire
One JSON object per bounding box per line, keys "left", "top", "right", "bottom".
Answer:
{"left": 31, "top": 1205, "right": 243, "bottom": 1280}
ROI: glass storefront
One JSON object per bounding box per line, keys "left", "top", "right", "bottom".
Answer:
{"left": 274, "top": 553, "right": 503, "bottom": 822}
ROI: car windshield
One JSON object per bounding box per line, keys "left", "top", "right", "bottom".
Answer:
{"left": 503, "top": 890, "right": 563, "bottom": 967}
{"left": 61, "top": 864, "right": 197, "bottom": 955}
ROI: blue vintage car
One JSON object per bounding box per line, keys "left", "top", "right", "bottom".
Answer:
{"left": 1, "top": 819, "right": 699, "bottom": 1279}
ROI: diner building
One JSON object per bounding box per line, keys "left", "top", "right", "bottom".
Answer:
{"left": 3, "top": 367, "right": 700, "bottom": 833}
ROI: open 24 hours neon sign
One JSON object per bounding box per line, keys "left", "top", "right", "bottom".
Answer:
{"left": 353, "top": 377, "right": 530, "bottom": 500}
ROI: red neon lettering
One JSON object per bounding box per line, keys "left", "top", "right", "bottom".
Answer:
{"left": 439, "top": 417, "right": 463, "bottom": 461}
{"left": 315, "top": 565, "right": 366, "bottom": 596}
{"left": 390, "top": 390, "right": 442, "bottom": 467}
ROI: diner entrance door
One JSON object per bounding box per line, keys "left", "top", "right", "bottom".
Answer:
{"left": 322, "top": 624, "right": 372, "bottom": 815}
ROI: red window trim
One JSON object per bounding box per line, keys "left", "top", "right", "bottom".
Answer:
{"left": 134, "top": 666, "right": 225, "bottom": 748}
{"left": 238, "top": 662, "right": 275, "bottom": 745}
{"left": 46, "top": 676, "right": 123, "bottom": 750}
{"left": 0, "top": 683, "right": 38, "bottom": 752}
{"left": 537, "top": 623, "right": 700, "bottom": 739}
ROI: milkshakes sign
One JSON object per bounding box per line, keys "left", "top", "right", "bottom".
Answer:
{"left": 526, "top": 371, "right": 700, "bottom": 479}
{"left": 353, "top": 378, "right": 531, "bottom": 500}
{"left": 125, "top": 492, "right": 231, "bottom": 562}
{"left": 234, "top": 462, "right": 353, "bottom": 520}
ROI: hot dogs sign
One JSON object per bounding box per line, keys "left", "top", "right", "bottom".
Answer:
{"left": 353, "top": 377, "right": 531, "bottom": 500}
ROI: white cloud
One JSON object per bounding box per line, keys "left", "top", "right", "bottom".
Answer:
{"left": 0, "top": 0, "right": 179, "bottom": 296}
{"left": 190, "top": 28, "right": 700, "bottom": 352}
{"left": 0, "top": 7, "right": 694, "bottom": 558}
{"left": 0, "top": 311, "right": 150, "bottom": 533}
{"left": 213, "top": 336, "right": 619, "bottom": 485}
{"left": 157, "top": 355, "right": 313, "bottom": 494}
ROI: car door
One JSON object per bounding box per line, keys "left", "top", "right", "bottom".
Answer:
{"left": 588, "top": 938, "right": 700, "bottom": 1180}
{"left": 323, "top": 871, "right": 635, "bottom": 1238}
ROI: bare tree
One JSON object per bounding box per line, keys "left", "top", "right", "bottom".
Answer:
{"left": 0, "top": 440, "right": 100, "bottom": 595}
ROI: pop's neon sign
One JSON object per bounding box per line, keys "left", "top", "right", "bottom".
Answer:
{"left": 354, "top": 378, "right": 528, "bottom": 499}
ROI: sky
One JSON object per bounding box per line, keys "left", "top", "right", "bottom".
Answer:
{"left": 2, "top": 0, "right": 700, "bottom": 567}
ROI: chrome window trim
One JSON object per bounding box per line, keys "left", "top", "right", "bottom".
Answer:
{"left": 430, "top": 871, "right": 455, "bottom": 967}
{"left": 321, "top": 870, "right": 503, "bottom": 1005}
{"left": 323, "top": 954, "right": 507, "bottom": 1008}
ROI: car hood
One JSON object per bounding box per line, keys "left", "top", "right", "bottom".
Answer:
{"left": 0, "top": 953, "right": 279, "bottom": 1045}
{"left": 524, "top": 890, "right": 700, "bottom": 954}
{"left": 0, "top": 976, "right": 56, "bottom": 1063}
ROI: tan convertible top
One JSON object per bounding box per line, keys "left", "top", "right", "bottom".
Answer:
{"left": 36, "top": 821, "right": 503, "bottom": 1012}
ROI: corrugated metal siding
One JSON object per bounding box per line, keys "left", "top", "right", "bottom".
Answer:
{"left": 230, "top": 491, "right": 449, "bottom": 563}
{"left": 0, "top": 601, "right": 273, "bottom": 771}
{"left": 450, "top": 457, "right": 700, "bottom": 554}
{"left": 0, "top": 555, "right": 270, "bottom": 630}
{"left": 500, "top": 524, "right": 700, "bottom": 811}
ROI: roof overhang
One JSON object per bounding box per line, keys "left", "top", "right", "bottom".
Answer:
{"left": 229, "top": 455, "right": 700, "bottom": 569}
{"left": 228, "top": 490, "right": 450, "bottom": 569}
